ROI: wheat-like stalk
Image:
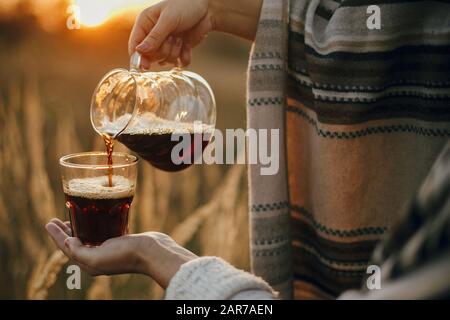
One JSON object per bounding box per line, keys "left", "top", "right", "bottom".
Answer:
{"left": 24, "top": 76, "right": 57, "bottom": 225}
{"left": 170, "top": 198, "right": 219, "bottom": 246}
{"left": 170, "top": 165, "right": 244, "bottom": 246}
{"left": 0, "top": 98, "right": 9, "bottom": 237}
{"left": 180, "top": 166, "right": 200, "bottom": 216}
{"left": 4, "top": 83, "right": 26, "bottom": 187}
{"left": 1, "top": 82, "right": 42, "bottom": 263}
{"left": 138, "top": 163, "right": 157, "bottom": 232}
{"left": 0, "top": 95, "right": 4, "bottom": 171}
{"left": 0, "top": 192, "right": 13, "bottom": 245}
{"left": 227, "top": 189, "right": 250, "bottom": 269}
{"left": 55, "top": 108, "right": 83, "bottom": 157}
{"left": 27, "top": 250, "right": 69, "bottom": 300}
{"left": 203, "top": 164, "right": 222, "bottom": 191}
{"left": 154, "top": 169, "right": 173, "bottom": 231}
{"left": 87, "top": 276, "right": 113, "bottom": 300}
{"left": 198, "top": 165, "right": 245, "bottom": 262}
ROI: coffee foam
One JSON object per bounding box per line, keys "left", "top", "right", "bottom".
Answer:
{"left": 101, "top": 112, "right": 213, "bottom": 136}
{"left": 65, "top": 175, "right": 134, "bottom": 199}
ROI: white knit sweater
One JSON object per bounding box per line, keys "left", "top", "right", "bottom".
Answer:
{"left": 165, "top": 257, "right": 277, "bottom": 300}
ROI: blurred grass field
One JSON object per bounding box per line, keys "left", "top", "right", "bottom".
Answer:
{"left": 0, "top": 1, "right": 251, "bottom": 299}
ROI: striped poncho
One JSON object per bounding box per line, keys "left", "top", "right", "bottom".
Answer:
{"left": 247, "top": 0, "right": 450, "bottom": 299}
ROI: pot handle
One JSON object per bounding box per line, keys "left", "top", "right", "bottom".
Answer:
{"left": 130, "top": 52, "right": 142, "bottom": 71}
{"left": 131, "top": 51, "right": 185, "bottom": 71}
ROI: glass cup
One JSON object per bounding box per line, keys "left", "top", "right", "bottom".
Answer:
{"left": 59, "top": 152, "right": 138, "bottom": 246}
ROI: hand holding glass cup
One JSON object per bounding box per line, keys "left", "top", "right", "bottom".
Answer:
{"left": 59, "top": 152, "right": 138, "bottom": 246}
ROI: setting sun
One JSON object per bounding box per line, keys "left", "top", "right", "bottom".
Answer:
{"left": 72, "top": 0, "right": 158, "bottom": 28}
{"left": 75, "top": 0, "right": 110, "bottom": 27}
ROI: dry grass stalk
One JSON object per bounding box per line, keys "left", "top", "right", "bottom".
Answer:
{"left": 0, "top": 96, "right": 4, "bottom": 173}
{"left": 226, "top": 191, "right": 250, "bottom": 269}
{"left": 87, "top": 276, "right": 113, "bottom": 300}
{"left": 27, "top": 250, "right": 69, "bottom": 300}
{"left": 170, "top": 198, "right": 219, "bottom": 246}
{"left": 203, "top": 164, "right": 222, "bottom": 192}
{"left": 1, "top": 82, "right": 40, "bottom": 261}
{"left": 154, "top": 169, "right": 172, "bottom": 231}
{"left": 55, "top": 108, "right": 83, "bottom": 157}
{"left": 0, "top": 98, "right": 9, "bottom": 236}
{"left": 4, "top": 83, "right": 26, "bottom": 187}
{"left": 24, "top": 76, "right": 57, "bottom": 225}
{"left": 21, "top": 217, "right": 46, "bottom": 256}
{"left": 198, "top": 165, "right": 247, "bottom": 263}
{"left": 149, "top": 283, "right": 166, "bottom": 300}
{"left": 0, "top": 192, "right": 13, "bottom": 245}
{"left": 180, "top": 166, "right": 200, "bottom": 216}
{"left": 170, "top": 165, "right": 244, "bottom": 247}
{"left": 138, "top": 163, "right": 157, "bottom": 232}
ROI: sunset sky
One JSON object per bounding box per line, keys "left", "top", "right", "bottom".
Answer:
{"left": 70, "top": 0, "right": 158, "bottom": 27}
{"left": 0, "top": 0, "right": 160, "bottom": 29}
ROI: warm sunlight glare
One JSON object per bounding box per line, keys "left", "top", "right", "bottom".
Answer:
{"left": 73, "top": 0, "right": 158, "bottom": 27}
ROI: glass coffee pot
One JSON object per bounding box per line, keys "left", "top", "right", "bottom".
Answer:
{"left": 90, "top": 52, "right": 216, "bottom": 171}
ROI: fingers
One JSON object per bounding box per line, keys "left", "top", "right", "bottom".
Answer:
{"left": 140, "top": 37, "right": 183, "bottom": 67}
{"left": 180, "top": 44, "right": 192, "bottom": 66}
{"left": 50, "top": 218, "right": 72, "bottom": 236}
{"left": 65, "top": 235, "right": 138, "bottom": 276}
{"left": 136, "top": 10, "right": 175, "bottom": 54}
{"left": 157, "top": 36, "right": 174, "bottom": 64}
{"left": 164, "top": 37, "right": 183, "bottom": 65}
{"left": 46, "top": 221, "right": 99, "bottom": 272}
{"left": 45, "top": 221, "right": 117, "bottom": 276}
{"left": 129, "top": 1, "right": 212, "bottom": 68}
{"left": 141, "top": 56, "right": 151, "bottom": 70}
{"left": 45, "top": 222, "right": 70, "bottom": 256}
{"left": 128, "top": 4, "right": 161, "bottom": 55}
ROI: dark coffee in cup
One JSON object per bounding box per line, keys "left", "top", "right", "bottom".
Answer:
{"left": 64, "top": 175, "right": 134, "bottom": 246}
{"left": 104, "top": 113, "right": 213, "bottom": 171}
{"left": 117, "top": 130, "right": 210, "bottom": 172}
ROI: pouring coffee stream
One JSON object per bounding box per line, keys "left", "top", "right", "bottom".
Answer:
{"left": 91, "top": 52, "right": 216, "bottom": 174}
{"left": 102, "top": 133, "right": 115, "bottom": 187}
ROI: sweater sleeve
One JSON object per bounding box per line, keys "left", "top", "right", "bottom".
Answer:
{"left": 165, "top": 257, "right": 278, "bottom": 300}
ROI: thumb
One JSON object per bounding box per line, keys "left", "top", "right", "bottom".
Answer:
{"left": 136, "top": 12, "right": 174, "bottom": 53}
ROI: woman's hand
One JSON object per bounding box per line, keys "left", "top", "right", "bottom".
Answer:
{"left": 129, "top": 0, "right": 263, "bottom": 68}
{"left": 45, "top": 218, "right": 197, "bottom": 288}
{"left": 128, "top": 0, "right": 210, "bottom": 68}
